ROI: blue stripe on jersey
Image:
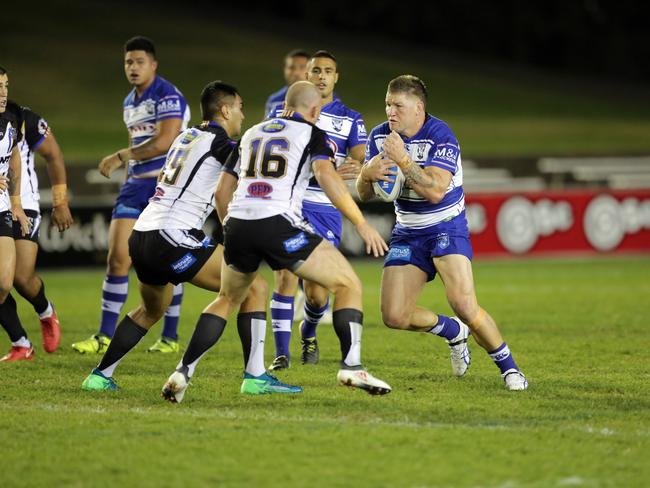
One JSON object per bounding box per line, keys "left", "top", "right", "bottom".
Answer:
{"left": 395, "top": 186, "right": 464, "bottom": 214}
{"left": 123, "top": 76, "right": 188, "bottom": 177}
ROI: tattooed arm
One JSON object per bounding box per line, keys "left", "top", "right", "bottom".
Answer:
{"left": 383, "top": 130, "right": 451, "bottom": 203}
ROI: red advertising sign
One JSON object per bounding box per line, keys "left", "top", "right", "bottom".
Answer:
{"left": 466, "top": 190, "right": 650, "bottom": 256}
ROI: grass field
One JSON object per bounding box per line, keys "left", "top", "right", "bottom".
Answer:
{"left": 1, "top": 257, "right": 649, "bottom": 487}
{"left": 5, "top": 2, "right": 650, "bottom": 161}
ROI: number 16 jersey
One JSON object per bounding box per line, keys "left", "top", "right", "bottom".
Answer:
{"left": 224, "top": 112, "right": 334, "bottom": 223}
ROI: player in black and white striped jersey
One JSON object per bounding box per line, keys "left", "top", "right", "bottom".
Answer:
{"left": 82, "top": 81, "right": 300, "bottom": 398}
{"left": 164, "top": 81, "right": 392, "bottom": 396}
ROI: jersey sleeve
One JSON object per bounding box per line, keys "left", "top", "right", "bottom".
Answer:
{"left": 364, "top": 126, "right": 380, "bottom": 162}
{"left": 308, "top": 127, "right": 335, "bottom": 165}
{"left": 22, "top": 107, "right": 49, "bottom": 150}
{"left": 424, "top": 124, "right": 460, "bottom": 174}
{"left": 210, "top": 129, "right": 238, "bottom": 164}
{"left": 156, "top": 86, "right": 187, "bottom": 121}
{"left": 348, "top": 114, "right": 368, "bottom": 149}
{"left": 223, "top": 142, "right": 241, "bottom": 178}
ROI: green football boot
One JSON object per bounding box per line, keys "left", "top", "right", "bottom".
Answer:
{"left": 147, "top": 337, "right": 179, "bottom": 353}
{"left": 72, "top": 334, "right": 111, "bottom": 354}
{"left": 81, "top": 368, "right": 119, "bottom": 391}
{"left": 240, "top": 372, "right": 303, "bottom": 395}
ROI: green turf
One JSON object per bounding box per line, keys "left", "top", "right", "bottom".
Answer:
{"left": 4, "top": 2, "right": 650, "bottom": 161}
{"left": 1, "top": 257, "right": 649, "bottom": 487}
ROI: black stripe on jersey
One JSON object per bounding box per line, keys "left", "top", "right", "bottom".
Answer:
{"left": 290, "top": 134, "right": 312, "bottom": 199}
{"left": 175, "top": 151, "right": 211, "bottom": 202}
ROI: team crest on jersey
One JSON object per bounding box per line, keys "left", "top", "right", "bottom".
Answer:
{"left": 331, "top": 118, "right": 343, "bottom": 132}
{"left": 416, "top": 143, "right": 427, "bottom": 160}
{"left": 262, "top": 120, "right": 286, "bottom": 133}
{"left": 437, "top": 233, "right": 450, "bottom": 250}
{"left": 38, "top": 118, "right": 49, "bottom": 136}
{"left": 247, "top": 181, "right": 273, "bottom": 198}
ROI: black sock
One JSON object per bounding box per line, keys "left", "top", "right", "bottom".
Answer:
{"left": 180, "top": 313, "right": 227, "bottom": 377}
{"left": 0, "top": 294, "right": 28, "bottom": 342}
{"left": 18, "top": 279, "right": 49, "bottom": 315}
{"left": 333, "top": 308, "right": 364, "bottom": 369}
{"left": 237, "top": 311, "right": 266, "bottom": 373}
{"left": 96, "top": 316, "right": 147, "bottom": 376}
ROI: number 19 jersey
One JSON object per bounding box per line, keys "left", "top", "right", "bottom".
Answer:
{"left": 134, "top": 122, "right": 236, "bottom": 232}
{"left": 224, "top": 112, "right": 334, "bottom": 222}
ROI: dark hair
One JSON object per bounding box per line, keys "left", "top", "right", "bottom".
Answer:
{"left": 124, "top": 36, "right": 156, "bottom": 59}
{"left": 285, "top": 49, "right": 310, "bottom": 60}
{"left": 311, "top": 50, "right": 337, "bottom": 64}
{"left": 388, "top": 75, "right": 428, "bottom": 106}
{"left": 201, "top": 81, "right": 239, "bottom": 120}
{"left": 0, "top": 65, "right": 7, "bottom": 75}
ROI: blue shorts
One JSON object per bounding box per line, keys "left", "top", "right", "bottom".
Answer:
{"left": 112, "top": 177, "right": 158, "bottom": 220}
{"left": 302, "top": 203, "right": 342, "bottom": 247}
{"left": 384, "top": 211, "right": 473, "bottom": 282}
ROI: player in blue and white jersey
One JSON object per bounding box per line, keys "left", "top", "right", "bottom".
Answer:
{"left": 357, "top": 75, "right": 528, "bottom": 391}
{"left": 72, "top": 37, "right": 190, "bottom": 355}
{"left": 263, "top": 49, "right": 310, "bottom": 118}
{"left": 268, "top": 51, "right": 367, "bottom": 371}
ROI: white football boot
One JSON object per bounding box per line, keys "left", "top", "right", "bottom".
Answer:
{"left": 161, "top": 367, "right": 190, "bottom": 403}
{"left": 337, "top": 368, "right": 392, "bottom": 395}
{"left": 447, "top": 317, "right": 471, "bottom": 377}
{"left": 503, "top": 369, "right": 528, "bottom": 391}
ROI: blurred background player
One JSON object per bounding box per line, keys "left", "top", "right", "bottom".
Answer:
{"left": 357, "top": 75, "right": 528, "bottom": 391}
{"left": 1, "top": 70, "right": 73, "bottom": 355}
{"left": 72, "top": 36, "right": 190, "bottom": 355}
{"left": 268, "top": 51, "right": 367, "bottom": 371}
{"left": 0, "top": 65, "right": 32, "bottom": 361}
{"left": 206, "top": 81, "right": 390, "bottom": 396}
{"left": 263, "top": 49, "right": 310, "bottom": 118}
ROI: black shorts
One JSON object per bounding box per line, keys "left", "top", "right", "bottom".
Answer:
{"left": 223, "top": 214, "right": 322, "bottom": 273}
{"left": 13, "top": 209, "right": 40, "bottom": 242}
{"left": 0, "top": 211, "right": 13, "bottom": 238}
{"left": 129, "top": 228, "right": 217, "bottom": 286}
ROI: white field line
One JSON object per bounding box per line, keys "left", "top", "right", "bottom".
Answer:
{"left": 3, "top": 402, "right": 650, "bottom": 438}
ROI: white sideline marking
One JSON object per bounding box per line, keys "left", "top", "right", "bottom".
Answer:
{"left": 5, "top": 403, "right": 649, "bottom": 439}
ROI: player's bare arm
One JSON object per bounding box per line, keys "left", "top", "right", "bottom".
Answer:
{"left": 215, "top": 171, "right": 238, "bottom": 224}
{"left": 99, "top": 118, "right": 182, "bottom": 178}
{"left": 313, "top": 158, "right": 387, "bottom": 257}
{"left": 36, "top": 131, "right": 73, "bottom": 231}
{"left": 8, "top": 145, "right": 30, "bottom": 236}
{"left": 383, "top": 130, "right": 451, "bottom": 203}
{"left": 336, "top": 143, "right": 365, "bottom": 180}
{"left": 356, "top": 152, "right": 397, "bottom": 201}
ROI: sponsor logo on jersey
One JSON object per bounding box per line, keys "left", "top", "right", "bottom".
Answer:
{"left": 386, "top": 245, "right": 412, "bottom": 261}
{"left": 38, "top": 118, "right": 49, "bottom": 135}
{"left": 262, "top": 120, "right": 286, "bottom": 133}
{"left": 357, "top": 120, "right": 367, "bottom": 138}
{"left": 128, "top": 122, "right": 157, "bottom": 139}
{"left": 181, "top": 130, "right": 199, "bottom": 144}
{"left": 0, "top": 155, "right": 11, "bottom": 165}
{"left": 283, "top": 232, "right": 309, "bottom": 253}
{"left": 171, "top": 252, "right": 197, "bottom": 273}
{"left": 157, "top": 98, "right": 181, "bottom": 115}
{"left": 326, "top": 139, "right": 338, "bottom": 156}
{"left": 247, "top": 181, "right": 273, "bottom": 198}
{"left": 434, "top": 146, "right": 459, "bottom": 164}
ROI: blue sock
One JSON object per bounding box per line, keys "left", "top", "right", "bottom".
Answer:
{"left": 270, "top": 293, "right": 294, "bottom": 358}
{"left": 99, "top": 275, "right": 129, "bottom": 338}
{"left": 301, "top": 298, "right": 329, "bottom": 340}
{"left": 427, "top": 314, "right": 461, "bottom": 341}
{"left": 162, "top": 283, "right": 183, "bottom": 341}
{"left": 489, "top": 343, "right": 519, "bottom": 374}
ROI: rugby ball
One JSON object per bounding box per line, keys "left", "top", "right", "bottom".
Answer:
{"left": 372, "top": 165, "right": 405, "bottom": 202}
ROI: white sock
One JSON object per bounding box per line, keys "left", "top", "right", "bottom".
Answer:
{"left": 245, "top": 317, "right": 267, "bottom": 377}
{"left": 343, "top": 321, "right": 362, "bottom": 368}
{"left": 12, "top": 336, "right": 31, "bottom": 348}
{"left": 39, "top": 302, "right": 54, "bottom": 319}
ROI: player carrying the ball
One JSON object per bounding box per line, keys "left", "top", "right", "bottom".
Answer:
{"left": 356, "top": 75, "right": 528, "bottom": 390}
